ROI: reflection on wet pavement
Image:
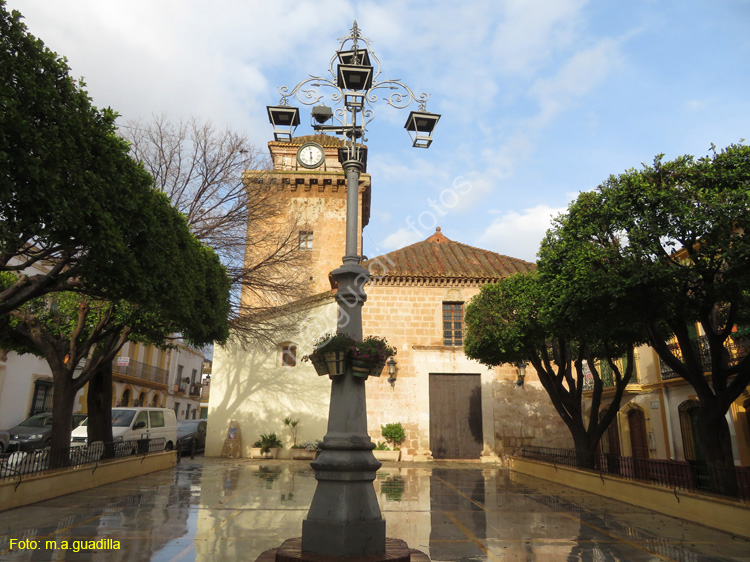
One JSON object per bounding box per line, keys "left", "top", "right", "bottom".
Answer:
{"left": 0, "top": 458, "right": 747, "bottom": 561}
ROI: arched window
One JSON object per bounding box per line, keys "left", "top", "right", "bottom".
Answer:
{"left": 120, "top": 388, "right": 131, "bottom": 407}
{"left": 152, "top": 394, "right": 159, "bottom": 407}
{"left": 135, "top": 392, "right": 146, "bottom": 407}
{"left": 281, "top": 344, "right": 297, "bottom": 367}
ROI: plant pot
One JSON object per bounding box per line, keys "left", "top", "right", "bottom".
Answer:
{"left": 351, "top": 357, "right": 386, "bottom": 378}
{"left": 291, "top": 449, "right": 318, "bottom": 460}
{"left": 309, "top": 353, "right": 330, "bottom": 376}
{"left": 249, "top": 447, "right": 279, "bottom": 459}
{"left": 324, "top": 351, "right": 347, "bottom": 376}
{"left": 373, "top": 449, "right": 400, "bottom": 462}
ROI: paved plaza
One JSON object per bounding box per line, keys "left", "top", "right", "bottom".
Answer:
{"left": 0, "top": 457, "right": 748, "bottom": 561}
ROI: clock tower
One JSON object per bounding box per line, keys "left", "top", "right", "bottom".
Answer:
{"left": 242, "top": 134, "right": 371, "bottom": 307}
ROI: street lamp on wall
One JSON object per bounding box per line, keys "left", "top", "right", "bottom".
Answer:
{"left": 516, "top": 361, "right": 527, "bottom": 386}
{"left": 387, "top": 357, "right": 397, "bottom": 387}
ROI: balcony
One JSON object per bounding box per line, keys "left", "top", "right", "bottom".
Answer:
{"left": 189, "top": 383, "right": 201, "bottom": 398}
{"left": 659, "top": 333, "right": 749, "bottom": 380}
{"left": 112, "top": 358, "right": 169, "bottom": 386}
{"left": 582, "top": 351, "right": 639, "bottom": 392}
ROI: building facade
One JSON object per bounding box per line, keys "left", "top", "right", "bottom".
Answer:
{"left": 207, "top": 135, "right": 572, "bottom": 459}
{"left": 586, "top": 333, "right": 750, "bottom": 466}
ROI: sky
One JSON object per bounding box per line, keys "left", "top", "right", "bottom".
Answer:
{"left": 8, "top": 0, "right": 750, "bottom": 262}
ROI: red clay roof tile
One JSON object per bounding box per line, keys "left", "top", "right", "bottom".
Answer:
{"left": 364, "top": 227, "right": 535, "bottom": 280}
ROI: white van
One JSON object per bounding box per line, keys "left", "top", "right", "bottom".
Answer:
{"left": 71, "top": 407, "right": 177, "bottom": 451}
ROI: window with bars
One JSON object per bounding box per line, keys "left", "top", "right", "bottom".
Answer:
{"left": 299, "top": 231, "right": 313, "bottom": 250}
{"left": 281, "top": 344, "right": 297, "bottom": 367}
{"left": 443, "top": 302, "right": 464, "bottom": 346}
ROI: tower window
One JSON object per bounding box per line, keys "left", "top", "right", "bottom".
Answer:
{"left": 443, "top": 302, "right": 464, "bottom": 346}
{"left": 281, "top": 344, "right": 297, "bottom": 367}
{"left": 299, "top": 231, "right": 313, "bottom": 250}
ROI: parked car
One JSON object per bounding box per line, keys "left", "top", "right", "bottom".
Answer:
{"left": 71, "top": 407, "right": 178, "bottom": 451}
{"left": 7, "top": 413, "right": 87, "bottom": 452}
{"left": 0, "top": 429, "right": 9, "bottom": 453}
{"left": 177, "top": 419, "right": 207, "bottom": 454}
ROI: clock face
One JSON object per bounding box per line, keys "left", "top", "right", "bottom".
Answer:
{"left": 297, "top": 143, "right": 325, "bottom": 169}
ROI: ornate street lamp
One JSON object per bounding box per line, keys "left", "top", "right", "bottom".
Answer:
{"left": 264, "top": 21, "right": 439, "bottom": 561}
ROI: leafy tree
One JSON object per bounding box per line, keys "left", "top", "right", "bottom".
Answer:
{"left": 0, "top": 4, "right": 231, "bottom": 460}
{"left": 0, "top": 213, "right": 230, "bottom": 457}
{"left": 0, "top": 3, "right": 184, "bottom": 314}
{"left": 541, "top": 144, "right": 750, "bottom": 494}
{"left": 465, "top": 273, "right": 639, "bottom": 468}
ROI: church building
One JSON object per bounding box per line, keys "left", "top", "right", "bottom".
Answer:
{"left": 206, "top": 135, "right": 572, "bottom": 460}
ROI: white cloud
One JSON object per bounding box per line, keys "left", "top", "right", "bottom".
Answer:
{"left": 492, "top": 0, "right": 587, "bottom": 76}
{"left": 529, "top": 37, "right": 623, "bottom": 127}
{"left": 685, "top": 100, "right": 706, "bottom": 111}
{"left": 380, "top": 228, "right": 423, "bottom": 251}
{"left": 476, "top": 204, "right": 566, "bottom": 262}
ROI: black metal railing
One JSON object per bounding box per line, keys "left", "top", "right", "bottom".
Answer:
{"left": 581, "top": 351, "right": 640, "bottom": 391}
{"left": 0, "top": 438, "right": 167, "bottom": 482}
{"left": 519, "top": 445, "right": 750, "bottom": 501}
{"left": 112, "top": 358, "right": 169, "bottom": 385}
{"left": 660, "top": 333, "right": 749, "bottom": 380}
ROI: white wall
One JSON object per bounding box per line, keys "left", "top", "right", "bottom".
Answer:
{"left": 206, "top": 298, "right": 337, "bottom": 457}
{"left": 0, "top": 352, "right": 85, "bottom": 429}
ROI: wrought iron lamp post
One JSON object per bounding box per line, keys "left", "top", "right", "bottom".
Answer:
{"left": 265, "top": 22, "right": 439, "bottom": 559}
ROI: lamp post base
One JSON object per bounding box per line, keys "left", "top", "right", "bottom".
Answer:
{"left": 255, "top": 538, "right": 430, "bottom": 562}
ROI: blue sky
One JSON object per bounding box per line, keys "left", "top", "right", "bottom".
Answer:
{"left": 9, "top": 0, "right": 750, "bottom": 262}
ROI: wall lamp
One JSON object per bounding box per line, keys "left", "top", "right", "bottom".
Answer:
{"left": 515, "top": 361, "right": 527, "bottom": 386}
{"left": 386, "top": 357, "right": 397, "bottom": 387}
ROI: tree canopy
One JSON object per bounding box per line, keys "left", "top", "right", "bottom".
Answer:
{"left": 0, "top": 3, "right": 185, "bottom": 313}
{"left": 535, "top": 142, "right": 750, "bottom": 494}
{"left": 0, "top": 2, "right": 231, "bottom": 455}
{"left": 465, "top": 271, "right": 639, "bottom": 467}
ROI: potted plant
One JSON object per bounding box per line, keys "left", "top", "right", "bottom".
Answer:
{"left": 291, "top": 439, "right": 321, "bottom": 460}
{"left": 250, "top": 432, "right": 283, "bottom": 459}
{"left": 373, "top": 422, "right": 404, "bottom": 461}
{"left": 350, "top": 336, "right": 396, "bottom": 378}
{"left": 284, "top": 416, "right": 300, "bottom": 448}
{"left": 303, "top": 332, "right": 355, "bottom": 377}
{"left": 372, "top": 440, "right": 399, "bottom": 462}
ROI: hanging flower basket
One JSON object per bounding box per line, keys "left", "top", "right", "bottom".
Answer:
{"left": 324, "top": 350, "right": 348, "bottom": 376}
{"left": 351, "top": 357, "right": 386, "bottom": 378}
{"left": 304, "top": 333, "right": 355, "bottom": 378}
{"left": 350, "top": 336, "right": 395, "bottom": 378}
{"left": 306, "top": 353, "right": 330, "bottom": 376}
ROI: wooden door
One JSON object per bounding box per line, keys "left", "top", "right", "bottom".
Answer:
{"left": 628, "top": 409, "right": 648, "bottom": 458}
{"left": 429, "top": 374, "right": 483, "bottom": 459}
{"left": 628, "top": 409, "right": 649, "bottom": 479}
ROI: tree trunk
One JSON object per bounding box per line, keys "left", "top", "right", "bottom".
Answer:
{"left": 87, "top": 361, "right": 115, "bottom": 458}
{"left": 571, "top": 431, "right": 598, "bottom": 470}
{"left": 49, "top": 374, "right": 77, "bottom": 469}
{"left": 695, "top": 403, "right": 738, "bottom": 496}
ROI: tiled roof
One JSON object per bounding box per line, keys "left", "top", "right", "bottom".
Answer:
{"left": 363, "top": 228, "right": 535, "bottom": 280}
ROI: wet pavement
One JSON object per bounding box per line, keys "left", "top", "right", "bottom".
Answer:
{"left": 0, "top": 456, "right": 748, "bottom": 561}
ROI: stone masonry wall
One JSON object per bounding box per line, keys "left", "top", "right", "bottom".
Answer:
{"left": 362, "top": 282, "right": 572, "bottom": 460}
